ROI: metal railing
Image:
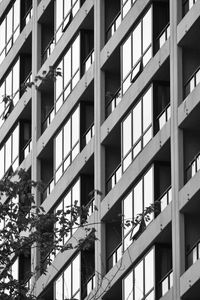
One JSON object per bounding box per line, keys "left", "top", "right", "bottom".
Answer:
{"left": 105, "top": 88, "right": 122, "bottom": 117}
{"left": 83, "top": 123, "right": 94, "bottom": 147}
{"left": 107, "top": 243, "right": 122, "bottom": 271}
{"left": 41, "top": 106, "right": 55, "bottom": 132}
{"left": 22, "top": 138, "right": 32, "bottom": 159}
{"left": 85, "top": 196, "right": 95, "bottom": 217}
{"left": 187, "top": 239, "right": 200, "bottom": 268}
{"left": 158, "top": 186, "right": 172, "bottom": 212}
{"left": 42, "top": 177, "right": 55, "bottom": 202}
{"left": 156, "top": 103, "right": 171, "bottom": 130}
{"left": 183, "top": 0, "right": 197, "bottom": 16}
{"left": 106, "top": 11, "right": 121, "bottom": 41}
{"left": 86, "top": 273, "right": 95, "bottom": 296}
{"left": 185, "top": 151, "right": 200, "bottom": 182}
{"left": 160, "top": 269, "right": 173, "bottom": 296}
{"left": 83, "top": 49, "right": 94, "bottom": 74}
{"left": 41, "top": 37, "right": 55, "bottom": 64}
{"left": 184, "top": 65, "right": 200, "bottom": 98}
{"left": 157, "top": 23, "right": 170, "bottom": 49}
{"left": 22, "top": 6, "right": 33, "bottom": 28}
{"left": 106, "top": 163, "right": 122, "bottom": 193}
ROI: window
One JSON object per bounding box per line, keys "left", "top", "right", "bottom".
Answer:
{"left": 55, "top": 178, "right": 80, "bottom": 253}
{"left": 123, "top": 248, "right": 155, "bottom": 300}
{"left": 55, "top": 35, "right": 80, "bottom": 112}
{"left": 183, "top": 0, "right": 197, "bottom": 16}
{"left": 122, "top": 86, "right": 152, "bottom": 172}
{"left": 55, "top": 254, "right": 81, "bottom": 300}
{"left": 122, "top": 166, "right": 153, "bottom": 251}
{"left": 0, "top": 124, "right": 19, "bottom": 179}
{"left": 0, "top": 0, "right": 20, "bottom": 65}
{"left": 121, "top": 0, "right": 137, "bottom": 19}
{"left": 0, "top": 58, "right": 20, "bottom": 127}
{"left": 122, "top": 7, "right": 152, "bottom": 94}
{"left": 55, "top": 0, "right": 80, "bottom": 43}
{"left": 54, "top": 106, "right": 80, "bottom": 183}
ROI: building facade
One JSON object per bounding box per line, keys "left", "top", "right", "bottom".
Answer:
{"left": 0, "top": 0, "right": 200, "bottom": 299}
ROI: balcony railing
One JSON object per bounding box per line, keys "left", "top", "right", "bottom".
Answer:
{"left": 42, "top": 177, "right": 55, "bottom": 202}
{"left": 184, "top": 66, "right": 200, "bottom": 98}
{"left": 107, "top": 243, "right": 122, "bottom": 271}
{"left": 83, "top": 123, "right": 94, "bottom": 147}
{"left": 41, "top": 37, "right": 55, "bottom": 64}
{"left": 106, "top": 163, "right": 122, "bottom": 193}
{"left": 85, "top": 196, "right": 95, "bottom": 217}
{"left": 183, "top": 0, "right": 197, "bottom": 16}
{"left": 157, "top": 103, "right": 171, "bottom": 130}
{"left": 23, "top": 138, "right": 32, "bottom": 159}
{"left": 41, "top": 107, "right": 55, "bottom": 132}
{"left": 86, "top": 273, "right": 95, "bottom": 296}
{"left": 106, "top": 88, "right": 122, "bottom": 117}
{"left": 185, "top": 152, "right": 200, "bottom": 182}
{"left": 22, "top": 6, "right": 33, "bottom": 28}
{"left": 83, "top": 49, "right": 94, "bottom": 74}
{"left": 187, "top": 239, "right": 200, "bottom": 268}
{"left": 158, "top": 186, "right": 172, "bottom": 212}
{"left": 157, "top": 23, "right": 170, "bottom": 49}
{"left": 160, "top": 269, "right": 173, "bottom": 297}
{"left": 106, "top": 11, "right": 121, "bottom": 41}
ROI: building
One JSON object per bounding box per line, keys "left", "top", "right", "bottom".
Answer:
{"left": 0, "top": 0, "right": 200, "bottom": 299}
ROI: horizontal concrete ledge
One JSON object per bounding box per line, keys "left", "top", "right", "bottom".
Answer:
{"left": 100, "top": 0, "right": 151, "bottom": 68}
{"left": 37, "top": 64, "right": 94, "bottom": 157}
{"left": 101, "top": 40, "right": 170, "bottom": 144}
{"left": 42, "top": 137, "right": 94, "bottom": 213}
{"left": 0, "top": 90, "right": 31, "bottom": 146}
{"left": 180, "top": 258, "right": 200, "bottom": 297}
{"left": 36, "top": 0, "right": 94, "bottom": 89}
{"left": 101, "top": 121, "right": 170, "bottom": 219}
{"left": 0, "top": 0, "right": 10, "bottom": 19}
{"left": 93, "top": 204, "right": 171, "bottom": 299}
{"left": 179, "top": 169, "right": 200, "bottom": 211}
{"left": 177, "top": 0, "right": 200, "bottom": 45}
{"left": 0, "top": 20, "right": 32, "bottom": 81}
{"left": 37, "top": 0, "right": 51, "bottom": 21}
{"left": 178, "top": 83, "right": 200, "bottom": 127}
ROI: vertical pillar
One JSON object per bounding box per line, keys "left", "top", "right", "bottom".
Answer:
{"left": 31, "top": 1, "right": 42, "bottom": 294}
{"left": 94, "top": 0, "right": 106, "bottom": 295}
{"left": 170, "top": 1, "right": 185, "bottom": 299}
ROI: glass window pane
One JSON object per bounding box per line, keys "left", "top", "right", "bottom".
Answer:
{"left": 122, "top": 113, "right": 132, "bottom": 157}
{"left": 144, "top": 167, "right": 153, "bottom": 209}
{"left": 12, "top": 125, "right": 19, "bottom": 161}
{"left": 12, "top": 59, "right": 20, "bottom": 97}
{"left": 72, "top": 35, "right": 80, "bottom": 75}
{"left": 123, "top": 192, "right": 132, "bottom": 235}
{"left": 72, "top": 107, "right": 79, "bottom": 147}
{"left": 55, "top": 131, "right": 63, "bottom": 169}
{"left": 64, "top": 0, "right": 71, "bottom": 17}
{"left": 72, "top": 179, "right": 80, "bottom": 206}
{"left": 132, "top": 23, "right": 141, "bottom": 66}
{"left": 134, "top": 179, "right": 143, "bottom": 217}
{"left": 6, "top": 72, "right": 12, "bottom": 97}
{"left": 64, "top": 119, "right": 71, "bottom": 158}
{"left": 72, "top": 254, "right": 80, "bottom": 296}
{"left": 56, "top": 0, "right": 63, "bottom": 30}
{"left": 145, "top": 249, "right": 154, "bottom": 294}
{"left": 0, "top": 148, "right": 4, "bottom": 178}
{"left": 14, "top": 0, "right": 20, "bottom": 31}
{"left": 64, "top": 265, "right": 71, "bottom": 299}
{"left": 134, "top": 260, "right": 143, "bottom": 300}
{"left": 55, "top": 274, "right": 63, "bottom": 300}
{"left": 143, "top": 8, "right": 152, "bottom": 52}
{"left": 124, "top": 271, "right": 133, "bottom": 300}
{"left": 56, "top": 62, "right": 63, "bottom": 100}
{"left": 122, "top": 36, "right": 131, "bottom": 79}
{"left": 64, "top": 48, "right": 71, "bottom": 86}
{"left": 11, "top": 258, "right": 19, "bottom": 280}
{"left": 5, "top": 136, "right": 11, "bottom": 171}
{"left": 0, "top": 19, "right": 5, "bottom": 53}
{"left": 7, "top": 9, "right": 13, "bottom": 43}
{"left": 143, "top": 87, "right": 152, "bottom": 132}
{"left": 133, "top": 101, "right": 141, "bottom": 144}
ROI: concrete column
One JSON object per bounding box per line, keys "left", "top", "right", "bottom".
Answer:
{"left": 31, "top": 1, "right": 41, "bottom": 293}
{"left": 170, "top": 0, "right": 185, "bottom": 299}
{"left": 94, "top": 0, "right": 106, "bottom": 295}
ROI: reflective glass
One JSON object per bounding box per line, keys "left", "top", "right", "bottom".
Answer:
{"left": 133, "top": 101, "right": 141, "bottom": 144}
{"left": 6, "top": 72, "right": 12, "bottom": 97}
{"left": 123, "top": 192, "right": 133, "bottom": 235}
{"left": 55, "top": 131, "right": 63, "bottom": 169}
{"left": 123, "top": 113, "right": 131, "bottom": 156}
{"left": 72, "top": 107, "right": 80, "bottom": 147}
{"left": 64, "top": 48, "right": 71, "bottom": 85}
{"left": 14, "top": 0, "right": 20, "bottom": 31}
{"left": 7, "top": 9, "right": 13, "bottom": 43}
{"left": 144, "top": 168, "right": 153, "bottom": 209}
{"left": 55, "top": 274, "right": 63, "bottom": 300}
{"left": 72, "top": 254, "right": 80, "bottom": 296}
{"left": 56, "top": 0, "right": 63, "bottom": 30}
{"left": 64, "top": 265, "right": 71, "bottom": 299}
{"left": 0, "top": 148, "right": 4, "bottom": 178}
{"left": 143, "top": 8, "right": 152, "bottom": 52}
{"left": 145, "top": 249, "right": 154, "bottom": 294}
{"left": 56, "top": 62, "right": 63, "bottom": 100}
{"left": 11, "top": 258, "right": 19, "bottom": 280}
{"left": 72, "top": 179, "right": 80, "bottom": 206}
{"left": 143, "top": 87, "right": 152, "bottom": 131}
{"left": 72, "top": 35, "right": 80, "bottom": 75}
{"left": 64, "top": 0, "right": 71, "bottom": 16}
{"left": 5, "top": 136, "right": 12, "bottom": 171}
{"left": 64, "top": 119, "right": 71, "bottom": 158}
{"left": 132, "top": 23, "right": 141, "bottom": 66}
{"left": 124, "top": 271, "right": 133, "bottom": 300}
{"left": 12, "top": 125, "right": 19, "bottom": 161}
{"left": 122, "top": 36, "right": 131, "bottom": 79}
{"left": 0, "top": 20, "right": 5, "bottom": 53}
{"left": 135, "top": 260, "right": 143, "bottom": 300}
{"left": 13, "top": 59, "right": 20, "bottom": 98}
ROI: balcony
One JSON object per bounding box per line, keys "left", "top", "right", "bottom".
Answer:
{"left": 187, "top": 239, "right": 200, "bottom": 268}
{"left": 22, "top": 138, "right": 32, "bottom": 159}
{"left": 107, "top": 243, "right": 122, "bottom": 271}
{"left": 82, "top": 49, "right": 94, "bottom": 74}
{"left": 157, "top": 103, "right": 171, "bottom": 131}
{"left": 41, "top": 106, "right": 55, "bottom": 133}
{"left": 183, "top": 0, "right": 197, "bottom": 16}
{"left": 185, "top": 152, "right": 200, "bottom": 182}
{"left": 106, "top": 163, "right": 122, "bottom": 193}
{"left": 184, "top": 66, "right": 200, "bottom": 98}
{"left": 86, "top": 273, "right": 95, "bottom": 296}
{"left": 41, "top": 37, "right": 55, "bottom": 64}
{"left": 105, "top": 88, "right": 122, "bottom": 118}
{"left": 106, "top": 12, "right": 121, "bottom": 41}
{"left": 160, "top": 269, "right": 173, "bottom": 297}
{"left": 158, "top": 186, "right": 172, "bottom": 212}
{"left": 157, "top": 23, "right": 170, "bottom": 50}
{"left": 82, "top": 123, "right": 94, "bottom": 147}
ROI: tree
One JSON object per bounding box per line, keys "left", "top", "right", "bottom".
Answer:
{"left": 0, "top": 168, "right": 157, "bottom": 300}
